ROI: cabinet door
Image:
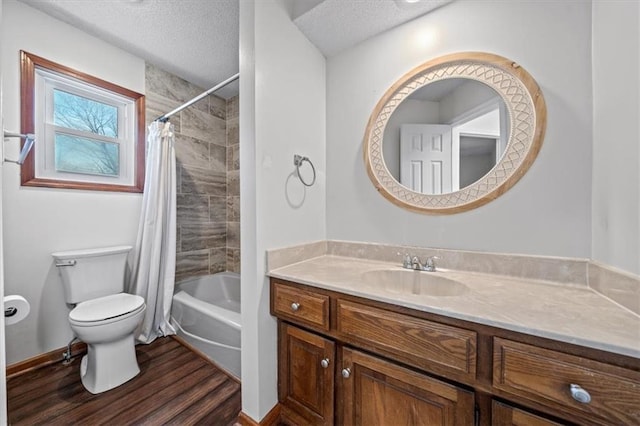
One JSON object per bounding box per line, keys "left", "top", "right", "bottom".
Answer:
{"left": 339, "top": 347, "right": 475, "bottom": 426}
{"left": 492, "top": 401, "right": 562, "bottom": 426}
{"left": 279, "top": 322, "right": 335, "bottom": 426}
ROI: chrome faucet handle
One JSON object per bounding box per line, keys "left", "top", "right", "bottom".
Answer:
{"left": 423, "top": 255, "right": 440, "bottom": 271}
{"left": 398, "top": 252, "right": 413, "bottom": 269}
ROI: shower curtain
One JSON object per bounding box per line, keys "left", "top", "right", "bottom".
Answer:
{"left": 128, "top": 121, "right": 177, "bottom": 344}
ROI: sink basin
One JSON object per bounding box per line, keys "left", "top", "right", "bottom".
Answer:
{"left": 360, "top": 269, "right": 468, "bottom": 297}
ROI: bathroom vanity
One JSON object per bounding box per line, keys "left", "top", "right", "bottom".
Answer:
{"left": 268, "top": 254, "right": 640, "bottom": 426}
{"left": 262, "top": 51, "right": 640, "bottom": 426}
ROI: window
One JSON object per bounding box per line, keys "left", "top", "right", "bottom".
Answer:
{"left": 20, "top": 51, "right": 145, "bottom": 192}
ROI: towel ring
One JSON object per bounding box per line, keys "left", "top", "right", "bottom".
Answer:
{"left": 294, "top": 154, "right": 316, "bottom": 187}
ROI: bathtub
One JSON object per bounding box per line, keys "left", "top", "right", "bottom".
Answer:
{"left": 170, "top": 272, "right": 241, "bottom": 378}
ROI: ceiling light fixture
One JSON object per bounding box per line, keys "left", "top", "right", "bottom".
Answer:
{"left": 394, "top": 0, "right": 424, "bottom": 9}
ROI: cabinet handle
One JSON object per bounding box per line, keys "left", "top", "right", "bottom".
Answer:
{"left": 341, "top": 368, "right": 351, "bottom": 379}
{"left": 320, "top": 358, "right": 330, "bottom": 369}
{"left": 569, "top": 384, "right": 591, "bottom": 404}
{"left": 290, "top": 302, "right": 300, "bottom": 312}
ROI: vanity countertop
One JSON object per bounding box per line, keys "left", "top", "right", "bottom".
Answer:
{"left": 268, "top": 255, "right": 640, "bottom": 359}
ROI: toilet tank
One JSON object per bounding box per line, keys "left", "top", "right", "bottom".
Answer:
{"left": 52, "top": 246, "right": 133, "bottom": 304}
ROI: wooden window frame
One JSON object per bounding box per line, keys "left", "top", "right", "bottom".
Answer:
{"left": 20, "top": 50, "right": 145, "bottom": 193}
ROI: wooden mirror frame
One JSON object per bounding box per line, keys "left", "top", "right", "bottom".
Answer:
{"left": 363, "top": 52, "right": 547, "bottom": 214}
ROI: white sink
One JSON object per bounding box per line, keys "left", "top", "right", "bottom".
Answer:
{"left": 361, "top": 269, "right": 468, "bottom": 297}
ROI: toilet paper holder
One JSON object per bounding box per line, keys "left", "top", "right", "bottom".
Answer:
{"left": 4, "top": 295, "right": 30, "bottom": 325}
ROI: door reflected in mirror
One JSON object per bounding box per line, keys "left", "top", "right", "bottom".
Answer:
{"left": 383, "top": 79, "right": 509, "bottom": 195}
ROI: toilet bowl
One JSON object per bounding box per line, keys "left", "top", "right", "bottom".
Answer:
{"left": 69, "top": 293, "right": 146, "bottom": 394}
{"left": 52, "top": 246, "right": 146, "bottom": 394}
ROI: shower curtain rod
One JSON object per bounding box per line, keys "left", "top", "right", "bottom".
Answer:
{"left": 155, "top": 72, "right": 239, "bottom": 122}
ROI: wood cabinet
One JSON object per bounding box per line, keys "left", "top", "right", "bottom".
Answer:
{"left": 279, "top": 323, "right": 335, "bottom": 425}
{"left": 273, "top": 283, "right": 330, "bottom": 331}
{"left": 336, "top": 299, "right": 477, "bottom": 382}
{"left": 340, "top": 347, "right": 474, "bottom": 425}
{"left": 493, "top": 338, "right": 640, "bottom": 425}
{"left": 271, "top": 279, "right": 640, "bottom": 426}
{"left": 491, "top": 401, "right": 562, "bottom": 426}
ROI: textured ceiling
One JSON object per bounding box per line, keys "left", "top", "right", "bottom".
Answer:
{"left": 18, "top": 0, "right": 452, "bottom": 99}
{"left": 293, "top": 0, "right": 453, "bottom": 57}
{"left": 19, "top": 0, "right": 240, "bottom": 98}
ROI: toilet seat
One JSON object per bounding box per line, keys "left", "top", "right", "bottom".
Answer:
{"left": 70, "top": 293, "right": 145, "bottom": 326}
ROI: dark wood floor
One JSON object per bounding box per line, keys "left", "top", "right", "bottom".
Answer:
{"left": 7, "top": 337, "right": 241, "bottom": 425}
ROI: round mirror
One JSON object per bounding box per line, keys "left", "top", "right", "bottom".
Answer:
{"left": 364, "top": 52, "right": 546, "bottom": 214}
{"left": 383, "top": 79, "right": 510, "bottom": 194}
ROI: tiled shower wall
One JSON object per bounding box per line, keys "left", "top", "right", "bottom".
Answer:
{"left": 226, "top": 96, "right": 240, "bottom": 273}
{"left": 145, "top": 63, "right": 240, "bottom": 280}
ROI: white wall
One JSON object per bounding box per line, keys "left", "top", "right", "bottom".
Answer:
{"left": 327, "top": 0, "right": 593, "bottom": 259}
{"left": 592, "top": 1, "right": 640, "bottom": 276}
{"left": 1, "top": 0, "right": 144, "bottom": 364}
{"left": 0, "top": 0, "right": 8, "bottom": 420}
{"left": 240, "top": 0, "right": 326, "bottom": 421}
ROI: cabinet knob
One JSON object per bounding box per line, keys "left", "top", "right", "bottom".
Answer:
{"left": 320, "top": 358, "right": 330, "bottom": 369}
{"left": 290, "top": 302, "right": 300, "bottom": 312}
{"left": 341, "top": 368, "right": 351, "bottom": 379}
{"left": 569, "top": 384, "right": 591, "bottom": 404}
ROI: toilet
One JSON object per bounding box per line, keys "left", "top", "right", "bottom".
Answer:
{"left": 52, "top": 245, "right": 146, "bottom": 394}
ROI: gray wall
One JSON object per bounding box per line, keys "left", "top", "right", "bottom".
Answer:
{"left": 145, "top": 64, "right": 240, "bottom": 280}
{"left": 327, "top": 0, "right": 593, "bottom": 259}
{"left": 591, "top": 1, "right": 639, "bottom": 275}
{"left": 460, "top": 150, "right": 495, "bottom": 189}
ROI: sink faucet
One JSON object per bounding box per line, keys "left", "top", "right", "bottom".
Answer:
{"left": 402, "top": 254, "right": 439, "bottom": 272}
{"left": 411, "top": 256, "right": 422, "bottom": 270}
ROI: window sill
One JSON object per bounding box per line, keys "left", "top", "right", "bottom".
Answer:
{"left": 21, "top": 176, "right": 144, "bottom": 193}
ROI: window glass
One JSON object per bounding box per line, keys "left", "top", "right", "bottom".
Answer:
{"left": 20, "top": 50, "right": 145, "bottom": 192}
{"left": 53, "top": 89, "right": 119, "bottom": 138}
{"left": 54, "top": 133, "right": 120, "bottom": 176}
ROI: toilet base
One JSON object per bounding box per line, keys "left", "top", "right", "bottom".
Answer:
{"left": 80, "top": 333, "right": 140, "bottom": 394}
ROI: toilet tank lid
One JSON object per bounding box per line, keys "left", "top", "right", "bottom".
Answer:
{"left": 52, "top": 245, "right": 133, "bottom": 260}
{"left": 70, "top": 293, "right": 145, "bottom": 322}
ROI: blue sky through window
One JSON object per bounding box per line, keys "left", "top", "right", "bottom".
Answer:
{"left": 55, "top": 134, "right": 119, "bottom": 176}
{"left": 53, "top": 89, "right": 120, "bottom": 176}
{"left": 53, "top": 89, "right": 118, "bottom": 137}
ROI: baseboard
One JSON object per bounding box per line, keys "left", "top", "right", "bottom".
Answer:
{"left": 236, "top": 404, "right": 281, "bottom": 426}
{"left": 6, "top": 341, "right": 87, "bottom": 379}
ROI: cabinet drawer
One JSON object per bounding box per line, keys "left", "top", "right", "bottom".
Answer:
{"left": 493, "top": 338, "right": 640, "bottom": 425}
{"left": 273, "top": 282, "right": 330, "bottom": 331}
{"left": 491, "top": 400, "right": 562, "bottom": 426}
{"left": 336, "top": 299, "right": 477, "bottom": 381}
